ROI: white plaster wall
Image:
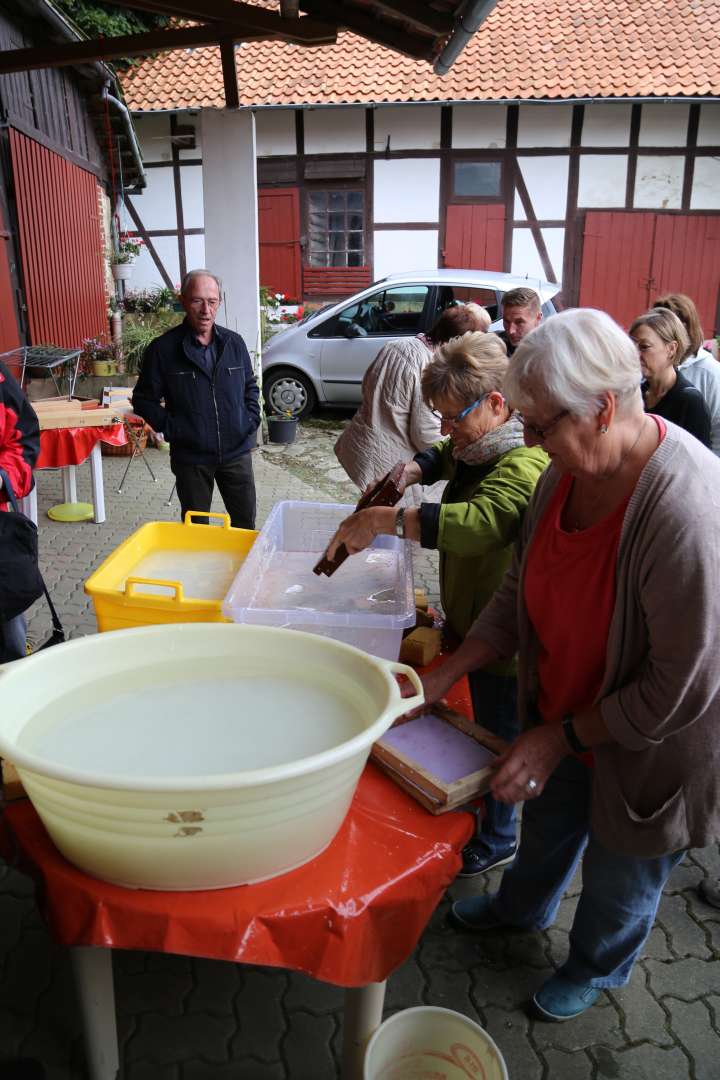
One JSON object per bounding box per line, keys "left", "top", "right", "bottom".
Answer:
{"left": 510, "top": 227, "right": 564, "bottom": 284}
{"left": 254, "top": 108, "right": 296, "bottom": 156}
{"left": 516, "top": 157, "right": 569, "bottom": 219}
{"left": 691, "top": 157, "right": 720, "bottom": 210}
{"left": 178, "top": 115, "right": 201, "bottom": 161}
{"left": 131, "top": 236, "right": 180, "bottom": 292}
{"left": 373, "top": 158, "right": 440, "bottom": 223}
{"left": 373, "top": 105, "right": 441, "bottom": 150}
{"left": 131, "top": 167, "right": 176, "bottom": 230}
{"left": 135, "top": 114, "right": 172, "bottom": 163}
{"left": 517, "top": 105, "right": 573, "bottom": 148}
{"left": 373, "top": 229, "right": 438, "bottom": 279}
{"left": 179, "top": 165, "right": 204, "bottom": 230}
{"left": 697, "top": 103, "right": 720, "bottom": 146}
{"left": 581, "top": 103, "right": 632, "bottom": 147}
{"left": 634, "top": 155, "right": 684, "bottom": 209}
{"left": 184, "top": 234, "right": 207, "bottom": 275}
{"left": 304, "top": 107, "right": 365, "bottom": 154}
{"left": 577, "top": 155, "right": 628, "bottom": 207}
{"left": 638, "top": 104, "right": 690, "bottom": 147}
{"left": 451, "top": 104, "right": 507, "bottom": 148}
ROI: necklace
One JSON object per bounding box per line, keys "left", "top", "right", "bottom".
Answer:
{"left": 565, "top": 419, "right": 649, "bottom": 532}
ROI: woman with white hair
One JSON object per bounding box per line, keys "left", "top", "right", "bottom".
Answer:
{"left": 414, "top": 309, "right": 720, "bottom": 1023}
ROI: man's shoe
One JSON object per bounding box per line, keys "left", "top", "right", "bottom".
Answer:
{"left": 532, "top": 973, "right": 601, "bottom": 1021}
{"left": 457, "top": 843, "right": 517, "bottom": 878}
{"left": 448, "top": 893, "right": 506, "bottom": 931}
{"left": 698, "top": 879, "right": 720, "bottom": 910}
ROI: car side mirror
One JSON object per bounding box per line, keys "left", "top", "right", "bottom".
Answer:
{"left": 344, "top": 322, "right": 367, "bottom": 338}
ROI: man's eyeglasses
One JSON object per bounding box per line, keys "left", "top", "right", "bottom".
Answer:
{"left": 189, "top": 298, "right": 220, "bottom": 309}
{"left": 432, "top": 395, "right": 488, "bottom": 425}
{"left": 517, "top": 409, "right": 570, "bottom": 442}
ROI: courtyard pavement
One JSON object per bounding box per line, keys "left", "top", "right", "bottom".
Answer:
{"left": 1, "top": 414, "right": 719, "bottom": 1079}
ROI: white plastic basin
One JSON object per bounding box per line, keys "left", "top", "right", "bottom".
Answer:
{"left": 0, "top": 623, "right": 423, "bottom": 890}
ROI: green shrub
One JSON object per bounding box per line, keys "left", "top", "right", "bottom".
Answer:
{"left": 122, "top": 311, "right": 183, "bottom": 375}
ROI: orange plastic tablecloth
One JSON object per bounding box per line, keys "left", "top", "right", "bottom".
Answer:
{"left": 36, "top": 423, "right": 127, "bottom": 469}
{"left": 4, "top": 764, "right": 473, "bottom": 988}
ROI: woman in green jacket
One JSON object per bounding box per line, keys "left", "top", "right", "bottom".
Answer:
{"left": 327, "top": 331, "right": 547, "bottom": 875}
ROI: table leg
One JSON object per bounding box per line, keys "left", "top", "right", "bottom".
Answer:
{"left": 70, "top": 946, "right": 119, "bottom": 1080}
{"left": 20, "top": 487, "right": 38, "bottom": 525}
{"left": 62, "top": 465, "right": 78, "bottom": 504}
{"left": 89, "top": 442, "right": 106, "bottom": 523}
{"left": 342, "top": 980, "right": 386, "bottom": 1080}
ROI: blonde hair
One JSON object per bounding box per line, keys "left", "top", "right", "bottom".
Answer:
{"left": 629, "top": 308, "right": 690, "bottom": 369}
{"left": 422, "top": 331, "right": 508, "bottom": 407}
{"left": 505, "top": 308, "right": 642, "bottom": 417}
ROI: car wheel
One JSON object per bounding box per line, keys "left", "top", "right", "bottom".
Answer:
{"left": 263, "top": 368, "right": 317, "bottom": 419}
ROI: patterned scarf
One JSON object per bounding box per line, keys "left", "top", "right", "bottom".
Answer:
{"left": 452, "top": 412, "right": 526, "bottom": 465}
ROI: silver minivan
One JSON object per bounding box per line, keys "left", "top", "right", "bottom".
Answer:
{"left": 262, "top": 269, "right": 561, "bottom": 417}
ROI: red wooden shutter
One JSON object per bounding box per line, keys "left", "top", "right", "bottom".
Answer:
{"left": 443, "top": 204, "right": 505, "bottom": 270}
{"left": 579, "top": 211, "right": 657, "bottom": 328}
{"left": 0, "top": 201, "right": 20, "bottom": 358}
{"left": 10, "top": 127, "right": 107, "bottom": 348}
{"left": 652, "top": 215, "right": 720, "bottom": 337}
{"left": 258, "top": 187, "right": 302, "bottom": 303}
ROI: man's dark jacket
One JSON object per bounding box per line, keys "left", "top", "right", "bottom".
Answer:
{"left": 132, "top": 321, "right": 261, "bottom": 466}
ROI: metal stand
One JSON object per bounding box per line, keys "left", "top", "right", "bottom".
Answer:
{"left": 117, "top": 421, "right": 157, "bottom": 494}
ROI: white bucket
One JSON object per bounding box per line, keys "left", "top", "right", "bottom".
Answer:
{"left": 364, "top": 1006, "right": 509, "bottom": 1080}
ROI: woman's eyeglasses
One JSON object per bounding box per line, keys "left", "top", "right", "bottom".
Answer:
{"left": 432, "top": 395, "right": 488, "bottom": 425}
{"left": 517, "top": 409, "right": 569, "bottom": 441}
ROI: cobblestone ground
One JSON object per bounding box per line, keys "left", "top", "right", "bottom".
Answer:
{"left": 1, "top": 414, "right": 719, "bottom": 1078}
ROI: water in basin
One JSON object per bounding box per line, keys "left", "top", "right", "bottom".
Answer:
{"left": 124, "top": 549, "right": 241, "bottom": 600}
{"left": 18, "top": 662, "right": 367, "bottom": 779}
{"left": 247, "top": 549, "right": 401, "bottom": 614}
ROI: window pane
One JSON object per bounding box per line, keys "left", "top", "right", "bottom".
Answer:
{"left": 453, "top": 161, "right": 501, "bottom": 197}
{"left": 348, "top": 213, "right": 363, "bottom": 230}
{"left": 309, "top": 252, "right": 328, "bottom": 267}
{"left": 328, "top": 212, "right": 345, "bottom": 231}
{"left": 347, "top": 232, "right": 363, "bottom": 251}
{"left": 348, "top": 251, "right": 363, "bottom": 266}
{"left": 347, "top": 191, "right": 363, "bottom": 209}
{"left": 309, "top": 191, "right": 327, "bottom": 210}
{"left": 330, "top": 250, "right": 347, "bottom": 267}
{"left": 329, "top": 192, "right": 345, "bottom": 210}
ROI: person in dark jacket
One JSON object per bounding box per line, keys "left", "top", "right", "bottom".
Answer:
{"left": 630, "top": 308, "right": 711, "bottom": 448}
{"left": 497, "top": 286, "right": 543, "bottom": 357}
{"left": 0, "top": 359, "right": 39, "bottom": 663}
{"left": 132, "top": 269, "right": 261, "bottom": 528}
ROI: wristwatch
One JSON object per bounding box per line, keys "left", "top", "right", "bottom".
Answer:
{"left": 394, "top": 507, "right": 406, "bottom": 539}
{"left": 562, "top": 713, "right": 588, "bottom": 754}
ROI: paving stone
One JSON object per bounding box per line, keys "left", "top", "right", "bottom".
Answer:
{"left": 665, "top": 997, "right": 720, "bottom": 1080}
{"left": 541, "top": 1046, "right": 594, "bottom": 1078}
{"left": 657, "top": 894, "right": 711, "bottom": 959}
{"left": 283, "top": 970, "right": 343, "bottom": 1015}
{"left": 185, "top": 1059, "right": 284, "bottom": 1079}
{"left": 186, "top": 958, "right": 239, "bottom": 1015}
{"left": 384, "top": 955, "right": 426, "bottom": 1011}
{"left": 125, "top": 1064, "right": 179, "bottom": 1080}
{"left": 115, "top": 967, "right": 194, "bottom": 1016}
{"left": 608, "top": 972, "right": 672, "bottom": 1045}
{"left": 232, "top": 969, "right": 287, "bottom": 1061}
{"left": 664, "top": 860, "right": 704, "bottom": 895}
{"left": 472, "top": 963, "right": 551, "bottom": 1012}
{"left": 642, "top": 925, "right": 673, "bottom": 961}
{"left": 591, "top": 1041, "right": 692, "bottom": 1079}
{"left": 126, "top": 1013, "right": 237, "bottom": 1064}
{"left": 0, "top": 929, "right": 56, "bottom": 1015}
{"left": 425, "top": 965, "right": 475, "bottom": 1014}
{"left": 282, "top": 1009, "right": 337, "bottom": 1079}
{"left": 0, "top": 895, "right": 29, "bottom": 953}
{"left": 645, "top": 958, "right": 720, "bottom": 1000}
{"left": 503, "top": 928, "right": 552, "bottom": 970}
{"left": 689, "top": 846, "right": 720, "bottom": 878}
{"left": 484, "top": 1005, "right": 545, "bottom": 1079}
{"left": 531, "top": 993, "right": 625, "bottom": 1052}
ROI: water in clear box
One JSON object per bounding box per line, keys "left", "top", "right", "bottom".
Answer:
{"left": 248, "top": 550, "right": 401, "bottom": 614}
{"left": 125, "top": 549, "right": 241, "bottom": 600}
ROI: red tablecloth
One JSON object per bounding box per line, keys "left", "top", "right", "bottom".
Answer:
{"left": 4, "top": 764, "right": 472, "bottom": 988}
{"left": 36, "top": 423, "right": 127, "bottom": 470}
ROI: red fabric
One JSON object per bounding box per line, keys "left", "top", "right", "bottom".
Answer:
{"left": 0, "top": 361, "right": 39, "bottom": 503}
{"left": 524, "top": 473, "right": 628, "bottom": 765}
{"left": 36, "top": 423, "right": 126, "bottom": 469}
{"left": 2, "top": 764, "right": 472, "bottom": 988}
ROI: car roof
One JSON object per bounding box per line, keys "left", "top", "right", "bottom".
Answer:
{"left": 378, "top": 269, "right": 561, "bottom": 304}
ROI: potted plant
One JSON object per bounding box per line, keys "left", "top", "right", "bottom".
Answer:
{"left": 267, "top": 408, "right": 299, "bottom": 444}
{"left": 80, "top": 337, "right": 120, "bottom": 378}
{"left": 111, "top": 233, "right": 144, "bottom": 281}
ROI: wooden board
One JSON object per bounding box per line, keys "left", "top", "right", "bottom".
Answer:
{"left": 33, "top": 397, "right": 130, "bottom": 430}
{"left": 370, "top": 703, "right": 509, "bottom": 815}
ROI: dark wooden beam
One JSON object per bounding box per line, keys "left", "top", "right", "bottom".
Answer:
{"left": 0, "top": 16, "right": 336, "bottom": 75}
{"left": 299, "top": 0, "right": 431, "bottom": 59}
{"left": 115, "top": 0, "right": 315, "bottom": 34}
{"left": 219, "top": 38, "right": 240, "bottom": 110}
{"left": 281, "top": 1, "right": 300, "bottom": 15}
{"left": 360, "top": 1, "right": 453, "bottom": 35}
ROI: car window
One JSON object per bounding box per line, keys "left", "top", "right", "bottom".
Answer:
{"left": 434, "top": 285, "right": 499, "bottom": 323}
{"left": 312, "top": 285, "right": 430, "bottom": 338}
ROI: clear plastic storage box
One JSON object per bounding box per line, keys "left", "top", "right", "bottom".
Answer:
{"left": 222, "top": 501, "right": 415, "bottom": 660}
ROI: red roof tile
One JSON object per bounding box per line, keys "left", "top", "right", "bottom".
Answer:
{"left": 122, "top": 0, "right": 720, "bottom": 112}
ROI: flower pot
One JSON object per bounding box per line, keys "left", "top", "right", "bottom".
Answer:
{"left": 267, "top": 415, "right": 298, "bottom": 444}
{"left": 112, "top": 262, "right": 134, "bottom": 281}
{"left": 92, "top": 360, "right": 118, "bottom": 377}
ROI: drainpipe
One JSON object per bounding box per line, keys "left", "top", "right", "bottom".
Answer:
{"left": 103, "top": 83, "right": 147, "bottom": 193}
{"left": 434, "top": 0, "right": 499, "bottom": 75}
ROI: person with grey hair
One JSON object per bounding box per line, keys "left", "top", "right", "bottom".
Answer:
{"left": 409, "top": 308, "right": 720, "bottom": 1022}
{"left": 132, "top": 269, "right": 260, "bottom": 528}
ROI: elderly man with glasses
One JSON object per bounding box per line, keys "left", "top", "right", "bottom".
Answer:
{"left": 132, "top": 269, "right": 260, "bottom": 528}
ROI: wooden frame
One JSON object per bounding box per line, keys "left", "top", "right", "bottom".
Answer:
{"left": 370, "top": 703, "right": 509, "bottom": 815}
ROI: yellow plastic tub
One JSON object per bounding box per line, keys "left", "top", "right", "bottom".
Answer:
{"left": 85, "top": 511, "right": 257, "bottom": 631}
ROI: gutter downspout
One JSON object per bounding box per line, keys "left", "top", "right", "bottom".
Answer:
{"left": 434, "top": 0, "right": 499, "bottom": 75}
{"left": 103, "top": 84, "right": 147, "bottom": 193}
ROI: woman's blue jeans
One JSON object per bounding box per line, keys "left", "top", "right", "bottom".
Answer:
{"left": 490, "top": 753, "right": 685, "bottom": 987}
{"left": 467, "top": 669, "right": 519, "bottom": 857}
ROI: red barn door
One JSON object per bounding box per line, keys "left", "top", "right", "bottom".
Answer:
{"left": 443, "top": 204, "right": 505, "bottom": 270}
{"left": 258, "top": 187, "right": 302, "bottom": 303}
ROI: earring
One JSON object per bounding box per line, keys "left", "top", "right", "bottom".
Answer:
{"left": 600, "top": 424, "right": 608, "bottom": 434}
